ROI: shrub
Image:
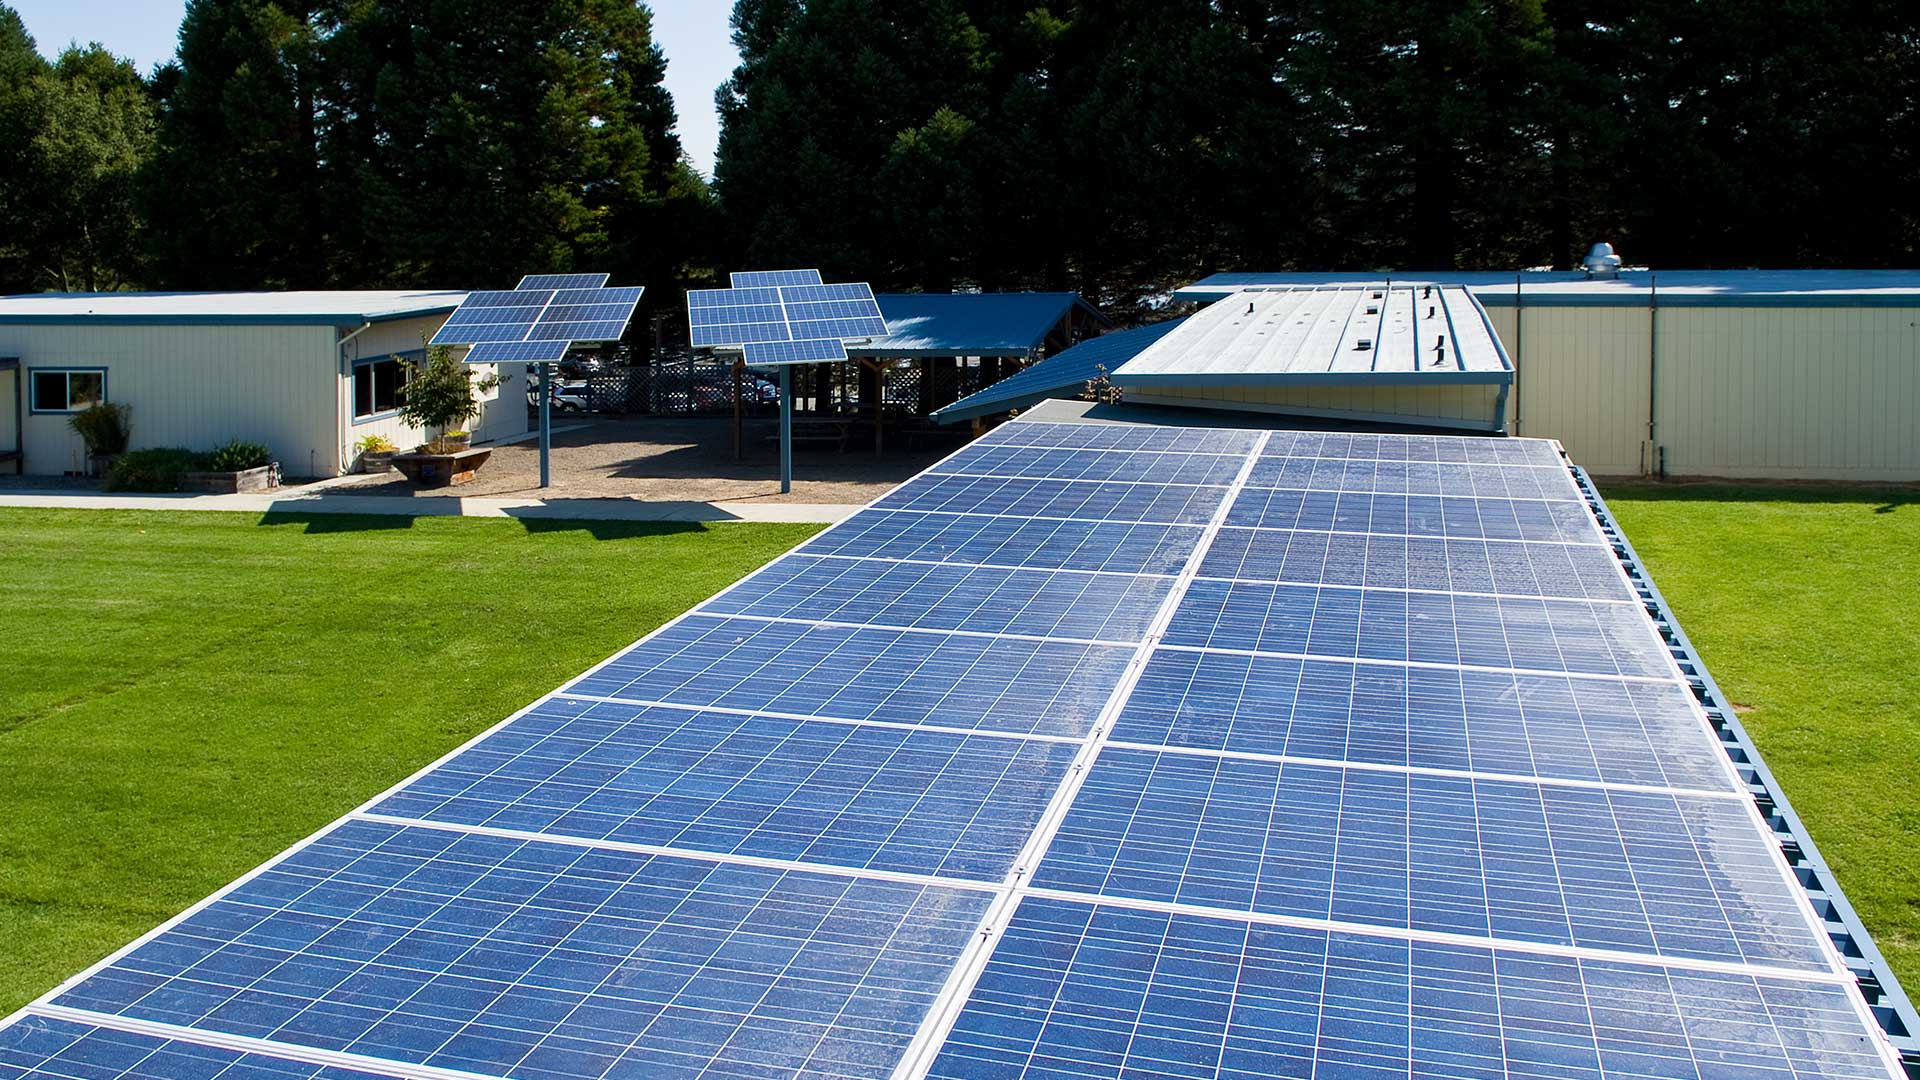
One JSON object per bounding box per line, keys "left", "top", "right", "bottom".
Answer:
{"left": 205, "top": 439, "right": 272, "bottom": 472}
{"left": 106, "top": 448, "right": 204, "bottom": 492}
{"left": 398, "top": 341, "right": 500, "bottom": 440}
{"left": 68, "top": 403, "right": 132, "bottom": 455}
{"left": 354, "top": 433, "right": 397, "bottom": 453}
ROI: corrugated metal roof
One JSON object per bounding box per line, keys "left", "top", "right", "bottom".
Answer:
{"left": 931, "top": 319, "right": 1186, "bottom": 424}
{"left": 0, "top": 290, "right": 468, "bottom": 326}
{"left": 1177, "top": 270, "right": 1920, "bottom": 307}
{"left": 1116, "top": 285, "right": 1510, "bottom": 387}
{"left": 859, "top": 293, "right": 1108, "bottom": 358}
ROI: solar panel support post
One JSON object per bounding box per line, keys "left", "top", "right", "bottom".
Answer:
{"left": 537, "top": 362, "right": 552, "bottom": 489}
{"left": 777, "top": 364, "right": 793, "bottom": 493}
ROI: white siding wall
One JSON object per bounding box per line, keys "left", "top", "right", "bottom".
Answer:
{"left": 1126, "top": 382, "right": 1502, "bottom": 431}
{"left": 335, "top": 316, "right": 529, "bottom": 474}
{"left": 1487, "top": 304, "right": 1920, "bottom": 481}
{"left": 0, "top": 323, "right": 338, "bottom": 477}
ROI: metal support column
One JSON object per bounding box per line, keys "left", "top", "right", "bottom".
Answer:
{"left": 778, "top": 364, "right": 793, "bottom": 494}
{"left": 538, "top": 362, "right": 553, "bottom": 489}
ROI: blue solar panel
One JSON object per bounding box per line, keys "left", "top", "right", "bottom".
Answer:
{"left": 1226, "top": 487, "right": 1605, "bottom": 543}
{"left": 374, "top": 701, "right": 1077, "bottom": 880}
{"left": 701, "top": 555, "right": 1175, "bottom": 642}
{"left": 3, "top": 417, "right": 1895, "bottom": 1080}
{"left": 0, "top": 1016, "right": 398, "bottom": 1080}
{"left": 566, "top": 614, "right": 1135, "bottom": 738}
{"left": 1033, "top": 747, "right": 1827, "bottom": 968}
{"left": 875, "top": 474, "right": 1229, "bottom": 524}
{"left": 516, "top": 272, "right": 610, "bottom": 290}
{"left": 52, "top": 819, "right": 991, "bottom": 1080}
{"left": 462, "top": 339, "right": 570, "bottom": 364}
{"left": 1165, "top": 579, "right": 1676, "bottom": 677}
{"left": 1245, "top": 456, "right": 1585, "bottom": 500}
{"left": 928, "top": 898, "right": 1894, "bottom": 1080}
{"left": 742, "top": 338, "right": 847, "bottom": 365}
{"left": 1199, "top": 526, "right": 1634, "bottom": 600}
{"left": 1108, "top": 648, "right": 1737, "bottom": 792}
{"left": 799, "top": 510, "right": 1204, "bottom": 575}
{"left": 730, "top": 269, "right": 822, "bottom": 288}
{"left": 684, "top": 280, "right": 883, "bottom": 351}
{"left": 936, "top": 444, "right": 1247, "bottom": 486}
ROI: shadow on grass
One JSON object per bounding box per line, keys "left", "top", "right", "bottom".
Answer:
{"left": 1597, "top": 481, "right": 1920, "bottom": 514}
{"left": 254, "top": 510, "right": 711, "bottom": 542}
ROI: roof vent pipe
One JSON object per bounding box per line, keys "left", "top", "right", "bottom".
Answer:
{"left": 1583, "top": 241, "right": 1623, "bottom": 279}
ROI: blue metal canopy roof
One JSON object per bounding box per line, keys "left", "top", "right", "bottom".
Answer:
{"left": 861, "top": 293, "right": 1109, "bottom": 358}
{"left": 932, "top": 318, "right": 1186, "bottom": 424}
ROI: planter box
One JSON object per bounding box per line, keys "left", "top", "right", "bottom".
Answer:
{"left": 182, "top": 464, "right": 279, "bottom": 494}
{"left": 392, "top": 447, "right": 492, "bottom": 487}
{"left": 359, "top": 451, "right": 397, "bottom": 474}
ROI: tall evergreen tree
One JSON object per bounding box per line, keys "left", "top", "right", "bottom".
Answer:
{"left": 0, "top": 5, "right": 52, "bottom": 293}
{"left": 143, "top": 0, "right": 324, "bottom": 288}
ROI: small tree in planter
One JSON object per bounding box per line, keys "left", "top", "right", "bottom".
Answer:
{"left": 390, "top": 342, "right": 502, "bottom": 486}
{"left": 397, "top": 342, "right": 500, "bottom": 452}
{"left": 68, "top": 402, "right": 132, "bottom": 477}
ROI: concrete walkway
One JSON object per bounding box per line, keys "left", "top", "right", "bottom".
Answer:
{"left": 0, "top": 487, "right": 857, "bottom": 524}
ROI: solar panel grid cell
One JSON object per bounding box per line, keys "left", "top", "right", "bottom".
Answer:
{"left": 1244, "top": 456, "right": 1585, "bottom": 501}
{"left": 875, "top": 474, "right": 1230, "bottom": 525}
{"left": 51, "top": 820, "right": 991, "bottom": 1080}
{"left": 1198, "top": 526, "right": 1633, "bottom": 601}
{"left": 1226, "top": 486, "right": 1605, "bottom": 544}
{"left": 935, "top": 445, "right": 1248, "bottom": 486}
{"left": 461, "top": 340, "right": 571, "bottom": 365}
{"left": 566, "top": 614, "right": 1136, "bottom": 738}
{"left": 700, "top": 555, "right": 1176, "bottom": 643}
{"left": 742, "top": 339, "right": 848, "bottom": 365}
{"left": 798, "top": 510, "right": 1204, "bottom": 576}
{"left": 1107, "top": 649, "right": 1736, "bottom": 792}
{"left": 927, "top": 898, "right": 1893, "bottom": 1080}
{"left": 516, "top": 273, "right": 610, "bottom": 291}
{"left": 372, "top": 701, "right": 1079, "bottom": 881}
{"left": 1031, "top": 747, "right": 1828, "bottom": 969}
{"left": 729, "top": 269, "right": 823, "bottom": 288}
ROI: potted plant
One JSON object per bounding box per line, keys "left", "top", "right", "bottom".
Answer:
{"left": 68, "top": 402, "right": 132, "bottom": 478}
{"left": 390, "top": 342, "right": 500, "bottom": 486}
{"left": 355, "top": 433, "right": 399, "bottom": 474}
{"left": 183, "top": 439, "right": 279, "bottom": 493}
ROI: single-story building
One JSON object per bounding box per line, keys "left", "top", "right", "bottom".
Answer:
{"left": 0, "top": 291, "right": 529, "bottom": 478}
{"left": 1179, "top": 270, "right": 1920, "bottom": 481}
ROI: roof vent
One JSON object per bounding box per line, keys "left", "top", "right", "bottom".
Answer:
{"left": 1356, "top": 338, "right": 1373, "bottom": 351}
{"left": 1582, "top": 241, "right": 1623, "bottom": 279}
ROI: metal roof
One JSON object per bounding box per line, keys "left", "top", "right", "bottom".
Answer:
{"left": 1177, "top": 270, "right": 1920, "bottom": 307}
{"left": 1116, "top": 284, "right": 1511, "bottom": 387}
{"left": 0, "top": 290, "right": 468, "bottom": 327}
{"left": 932, "top": 319, "right": 1186, "bottom": 424}
{"left": 858, "top": 292, "right": 1109, "bottom": 358}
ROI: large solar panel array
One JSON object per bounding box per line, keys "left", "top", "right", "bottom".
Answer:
{"left": 687, "top": 269, "right": 888, "bottom": 366}
{"left": 430, "top": 276, "right": 645, "bottom": 357}
{"left": 0, "top": 419, "right": 1902, "bottom": 1080}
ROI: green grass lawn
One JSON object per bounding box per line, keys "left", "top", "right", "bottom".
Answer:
{"left": 1601, "top": 483, "right": 1920, "bottom": 985}
{"left": 0, "top": 508, "right": 820, "bottom": 1017}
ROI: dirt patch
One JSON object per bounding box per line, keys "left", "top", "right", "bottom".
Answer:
{"left": 336, "top": 416, "right": 971, "bottom": 504}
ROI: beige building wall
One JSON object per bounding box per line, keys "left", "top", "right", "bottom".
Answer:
{"left": 1124, "top": 381, "right": 1503, "bottom": 431}
{"left": 0, "top": 323, "right": 339, "bottom": 477}
{"left": 1485, "top": 304, "right": 1920, "bottom": 481}
{"left": 334, "top": 316, "right": 528, "bottom": 473}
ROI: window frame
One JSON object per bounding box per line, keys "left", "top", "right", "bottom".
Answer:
{"left": 350, "top": 351, "right": 419, "bottom": 424}
{"left": 28, "top": 367, "right": 108, "bottom": 415}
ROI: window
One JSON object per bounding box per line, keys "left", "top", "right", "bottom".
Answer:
{"left": 29, "top": 368, "right": 106, "bottom": 413}
{"left": 353, "top": 355, "right": 411, "bottom": 420}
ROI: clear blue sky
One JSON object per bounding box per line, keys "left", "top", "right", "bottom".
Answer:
{"left": 9, "top": 0, "right": 739, "bottom": 176}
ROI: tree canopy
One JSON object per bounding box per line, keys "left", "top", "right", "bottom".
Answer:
{"left": 1, "top": 0, "right": 1917, "bottom": 318}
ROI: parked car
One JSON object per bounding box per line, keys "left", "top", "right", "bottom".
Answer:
{"left": 528, "top": 379, "right": 591, "bottom": 412}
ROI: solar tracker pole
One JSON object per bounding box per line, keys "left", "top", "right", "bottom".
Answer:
{"left": 778, "top": 364, "right": 793, "bottom": 493}
{"left": 537, "top": 362, "right": 552, "bottom": 489}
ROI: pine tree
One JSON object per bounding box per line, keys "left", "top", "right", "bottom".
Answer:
{"left": 0, "top": 5, "right": 52, "bottom": 292}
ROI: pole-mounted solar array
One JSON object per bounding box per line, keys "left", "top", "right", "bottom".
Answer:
{"left": 428, "top": 274, "right": 644, "bottom": 488}
{"left": 685, "top": 269, "right": 889, "bottom": 492}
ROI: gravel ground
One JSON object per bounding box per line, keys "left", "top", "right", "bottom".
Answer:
{"left": 334, "top": 416, "right": 971, "bottom": 504}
